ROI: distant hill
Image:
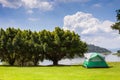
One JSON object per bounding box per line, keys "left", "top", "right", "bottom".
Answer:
{"left": 87, "top": 44, "right": 111, "bottom": 53}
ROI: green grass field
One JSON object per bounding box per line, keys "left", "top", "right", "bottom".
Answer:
{"left": 0, "top": 62, "right": 120, "bottom": 80}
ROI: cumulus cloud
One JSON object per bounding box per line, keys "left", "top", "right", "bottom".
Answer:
{"left": 0, "top": 0, "right": 89, "bottom": 11}
{"left": 21, "top": 0, "right": 53, "bottom": 11}
{"left": 0, "top": 0, "right": 53, "bottom": 11}
{"left": 63, "top": 12, "right": 120, "bottom": 49}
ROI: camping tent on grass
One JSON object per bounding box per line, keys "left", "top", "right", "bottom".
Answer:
{"left": 83, "top": 53, "right": 108, "bottom": 68}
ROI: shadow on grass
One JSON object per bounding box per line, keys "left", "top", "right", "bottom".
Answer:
{"left": 82, "top": 66, "right": 113, "bottom": 69}
{"left": 0, "top": 64, "right": 83, "bottom": 67}
{"left": 0, "top": 64, "right": 113, "bottom": 68}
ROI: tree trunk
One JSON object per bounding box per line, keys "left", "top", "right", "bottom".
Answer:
{"left": 21, "top": 59, "right": 25, "bottom": 66}
{"left": 33, "top": 58, "right": 39, "bottom": 66}
{"left": 53, "top": 60, "right": 58, "bottom": 65}
{"left": 8, "top": 58, "right": 15, "bottom": 66}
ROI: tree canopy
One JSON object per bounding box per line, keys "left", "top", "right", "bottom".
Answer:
{"left": 111, "top": 9, "right": 120, "bottom": 34}
{"left": 0, "top": 27, "right": 87, "bottom": 66}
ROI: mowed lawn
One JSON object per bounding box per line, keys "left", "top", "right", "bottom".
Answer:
{"left": 0, "top": 62, "right": 120, "bottom": 80}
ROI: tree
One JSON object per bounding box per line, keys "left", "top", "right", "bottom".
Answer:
{"left": 29, "top": 32, "right": 44, "bottom": 66}
{"left": 0, "top": 28, "right": 18, "bottom": 65}
{"left": 14, "top": 29, "right": 34, "bottom": 66}
{"left": 116, "top": 9, "right": 120, "bottom": 21}
{"left": 13, "top": 30, "right": 44, "bottom": 66}
{"left": 0, "top": 28, "right": 6, "bottom": 62}
{"left": 111, "top": 9, "right": 120, "bottom": 34}
{"left": 0, "top": 28, "right": 45, "bottom": 66}
{"left": 44, "top": 27, "right": 87, "bottom": 65}
{"left": 39, "top": 30, "right": 54, "bottom": 64}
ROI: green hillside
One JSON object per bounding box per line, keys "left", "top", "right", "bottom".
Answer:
{"left": 87, "top": 44, "right": 111, "bottom": 53}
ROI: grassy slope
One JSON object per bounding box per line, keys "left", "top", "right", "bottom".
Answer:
{"left": 0, "top": 62, "right": 120, "bottom": 80}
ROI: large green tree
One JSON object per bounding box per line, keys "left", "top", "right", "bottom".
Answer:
{"left": 13, "top": 30, "right": 44, "bottom": 66}
{"left": 44, "top": 27, "right": 87, "bottom": 65}
{"left": 111, "top": 9, "right": 120, "bottom": 34}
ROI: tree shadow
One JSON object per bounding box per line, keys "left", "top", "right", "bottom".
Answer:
{"left": 0, "top": 64, "right": 113, "bottom": 68}
{"left": 44, "top": 64, "right": 83, "bottom": 67}
{"left": 0, "top": 64, "right": 83, "bottom": 67}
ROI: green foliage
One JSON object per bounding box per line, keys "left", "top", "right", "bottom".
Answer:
{"left": 111, "top": 22, "right": 120, "bottom": 34}
{"left": 111, "top": 9, "right": 120, "bottom": 34}
{"left": 44, "top": 27, "right": 87, "bottom": 65}
{"left": 116, "top": 9, "right": 120, "bottom": 21}
{"left": 0, "top": 28, "right": 18, "bottom": 65}
{"left": 0, "top": 27, "right": 87, "bottom": 66}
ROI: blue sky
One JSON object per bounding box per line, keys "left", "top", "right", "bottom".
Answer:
{"left": 0, "top": 0, "right": 120, "bottom": 50}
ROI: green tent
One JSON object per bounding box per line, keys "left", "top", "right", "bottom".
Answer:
{"left": 83, "top": 53, "right": 108, "bottom": 68}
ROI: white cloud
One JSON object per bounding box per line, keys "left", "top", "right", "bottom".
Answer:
{"left": 63, "top": 12, "right": 100, "bottom": 34}
{"left": 92, "top": 3, "right": 102, "bottom": 8}
{"left": 28, "top": 17, "right": 39, "bottom": 22}
{"left": 21, "top": 0, "right": 37, "bottom": 8}
{"left": 63, "top": 12, "right": 120, "bottom": 49}
{"left": 27, "top": 10, "right": 34, "bottom": 14}
{"left": 0, "top": 0, "right": 22, "bottom": 8}
{"left": 0, "top": 0, "right": 53, "bottom": 11}
{"left": 21, "top": 0, "right": 53, "bottom": 11}
{"left": 0, "top": 0, "right": 89, "bottom": 10}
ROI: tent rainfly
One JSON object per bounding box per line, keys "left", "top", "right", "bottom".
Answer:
{"left": 83, "top": 53, "right": 108, "bottom": 68}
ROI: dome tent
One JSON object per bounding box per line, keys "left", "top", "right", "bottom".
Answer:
{"left": 83, "top": 53, "right": 108, "bottom": 68}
